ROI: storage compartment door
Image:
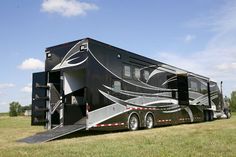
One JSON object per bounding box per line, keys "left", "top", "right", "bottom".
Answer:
{"left": 177, "top": 74, "right": 189, "bottom": 105}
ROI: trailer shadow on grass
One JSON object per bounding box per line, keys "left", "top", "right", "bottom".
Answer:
{"left": 54, "top": 120, "right": 222, "bottom": 142}
{"left": 52, "top": 124, "right": 178, "bottom": 142}
{"left": 54, "top": 129, "right": 128, "bottom": 141}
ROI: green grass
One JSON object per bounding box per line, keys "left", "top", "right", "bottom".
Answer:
{"left": 0, "top": 114, "right": 236, "bottom": 157}
{"left": 0, "top": 112, "right": 8, "bottom": 116}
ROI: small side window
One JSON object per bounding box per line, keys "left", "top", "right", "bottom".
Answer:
{"left": 124, "top": 65, "right": 131, "bottom": 78}
{"left": 113, "top": 81, "right": 121, "bottom": 91}
{"left": 200, "top": 84, "right": 207, "bottom": 94}
{"left": 134, "top": 68, "right": 140, "bottom": 79}
{"left": 190, "top": 81, "right": 198, "bottom": 92}
{"left": 144, "top": 70, "right": 150, "bottom": 81}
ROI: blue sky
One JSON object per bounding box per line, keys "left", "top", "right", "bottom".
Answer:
{"left": 1, "top": 0, "right": 236, "bottom": 112}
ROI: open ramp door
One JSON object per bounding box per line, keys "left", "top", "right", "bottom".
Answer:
{"left": 18, "top": 124, "right": 86, "bottom": 143}
{"left": 32, "top": 72, "right": 48, "bottom": 125}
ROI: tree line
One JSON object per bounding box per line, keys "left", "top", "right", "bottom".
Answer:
{"left": 9, "top": 101, "right": 31, "bottom": 117}
{"left": 230, "top": 91, "right": 236, "bottom": 112}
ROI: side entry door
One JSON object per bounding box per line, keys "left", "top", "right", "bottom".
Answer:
{"left": 177, "top": 74, "right": 189, "bottom": 105}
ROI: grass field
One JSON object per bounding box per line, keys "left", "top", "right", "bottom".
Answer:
{"left": 0, "top": 113, "right": 235, "bottom": 157}
{"left": 0, "top": 113, "right": 8, "bottom": 116}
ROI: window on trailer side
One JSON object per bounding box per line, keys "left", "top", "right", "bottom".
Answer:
{"left": 113, "top": 81, "right": 121, "bottom": 92}
{"left": 134, "top": 67, "right": 140, "bottom": 79}
{"left": 144, "top": 70, "right": 150, "bottom": 82}
{"left": 190, "top": 80, "right": 199, "bottom": 92}
{"left": 200, "top": 83, "right": 207, "bottom": 94}
{"left": 124, "top": 65, "right": 131, "bottom": 78}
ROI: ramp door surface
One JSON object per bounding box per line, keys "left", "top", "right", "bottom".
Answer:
{"left": 18, "top": 124, "right": 86, "bottom": 143}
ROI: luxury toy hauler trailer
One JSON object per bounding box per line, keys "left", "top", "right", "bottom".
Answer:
{"left": 20, "top": 38, "right": 229, "bottom": 143}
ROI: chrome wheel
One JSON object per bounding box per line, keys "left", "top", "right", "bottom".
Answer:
{"left": 129, "top": 114, "right": 139, "bottom": 131}
{"left": 146, "top": 114, "right": 154, "bottom": 129}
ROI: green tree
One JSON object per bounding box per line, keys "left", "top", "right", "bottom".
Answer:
{"left": 230, "top": 91, "right": 236, "bottom": 112}
{"left": 9, "top": 101, "right": 22, "bottom": 117}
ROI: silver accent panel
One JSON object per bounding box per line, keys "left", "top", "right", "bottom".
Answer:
{"left": 148, "top": 69, "right": 164, "bottom": 82}
{"left": 163, "top": 108, "right": 181, "bottom": 113}
{"left": 103, "top": 85, "right": 173, "bottom": 98}
{"left": 53, "top": 40, "right": 88, "bottom": 70}
{"left": 87, "top": 103, "right": 127, "bottom": 128}
{"left": 184, "top": 106, "right": 194, "bottom": 122}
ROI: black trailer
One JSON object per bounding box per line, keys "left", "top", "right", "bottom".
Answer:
{"left": 20, "top": 38, "right": 227, "bottom": 143}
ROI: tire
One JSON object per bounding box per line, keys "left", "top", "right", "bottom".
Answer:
{"left": 145, "top": 114, "right": 154, "bottom": 129}
{"left": 129, "top": 114, "right": 139, "bottom": 131}
{"left": 226, "top": 112, "right": 231, "bottom": 119}
{"left": 204, "top": 110, "right": 209, "bottom": 121}
{"left": 208, "top": 111, "right": 214, "bottom": 121}
{"left": 224, "top": 109, "right": 231, "bottom": 119}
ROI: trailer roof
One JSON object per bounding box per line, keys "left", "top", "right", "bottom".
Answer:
{"left": 45, "top": 39, "right": 83, "bottom": 50}
{"left": 45, "top": 37, "right": 209, "bottom": 81}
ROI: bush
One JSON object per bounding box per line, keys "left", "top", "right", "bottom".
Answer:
{"left": 9, "top": 102, "right": 32, "bottom": 116}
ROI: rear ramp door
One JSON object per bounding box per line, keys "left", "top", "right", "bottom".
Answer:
{"left": 18, "top": 124, "right": 86, "bottom": 143}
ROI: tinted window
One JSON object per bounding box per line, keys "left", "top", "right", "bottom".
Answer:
{"left": 200, "top": 84, "right": 207, "bottom": 94}
{"left": 190, "top": 81, "right": 198, "bottom": 92}
{"left": 134, "top": 68, "right": 140, "bottom": 79}
{"left": 144, "top": 70, "right": 150, "bottom": 81}
{"left": 113, "top": 81, "right": 121, "bottom": 91}
{"left": 124, "top": 65, "right": 131, "bottom": 78}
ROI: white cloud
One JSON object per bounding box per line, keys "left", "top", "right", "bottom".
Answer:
{"left": 41, "top": 0, "right": 98, "bottom": 17}
{"left": 156, "top": 1, "right": 236, "bottom": 96}
{"left": 216, "top": 62, "right": 236, "bottom": 71}
{"left": 21, "top": 84, "right": 32, "bottom": 93}
{"left": 0, "top": 83, "right": 15, "bottom": 89}
{"left": 18, "top": 58, "right": 44, "bottom": 70}
{"left": 184, "top": 34, "right": 195, "bottom": 43}
{"left": 0, "top": 101, "right": 6, "bottom": 105}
